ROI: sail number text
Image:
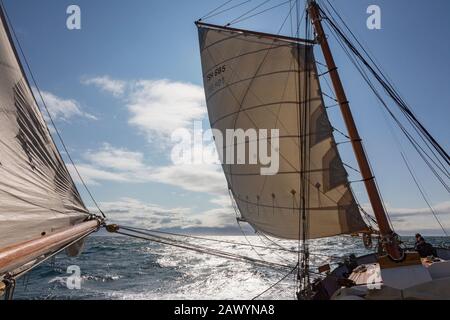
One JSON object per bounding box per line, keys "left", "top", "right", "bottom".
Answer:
{"left": 206, "top": 65, "right": 227, "bottom": 82}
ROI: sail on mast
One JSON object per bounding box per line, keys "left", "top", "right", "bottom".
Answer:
{"left": 196, "top": 22, "right": 368, "bottom": 239}
{"left": 0, "top": 6, "right": 90, "bottom": 254}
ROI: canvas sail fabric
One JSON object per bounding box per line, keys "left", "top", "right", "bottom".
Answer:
{"left": 0, "top": 10, "right": 89, "bottom": 250}
{"left": 197, "top": 25, "right": 368, "bottom": 239}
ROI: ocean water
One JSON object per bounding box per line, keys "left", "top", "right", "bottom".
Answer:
{"left": 12, "top": 235, "right": 448, "bottom": 300}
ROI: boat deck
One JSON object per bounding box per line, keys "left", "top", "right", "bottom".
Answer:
{"left": 316, "top": 248, "right": 450, "bottom": 300}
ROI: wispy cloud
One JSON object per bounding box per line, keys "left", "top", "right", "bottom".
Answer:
{"left": 70, "top": 144, "right": 228, "bottom": 194}
{"left": 93, "top": 197, "right": 196, "bottom": 229}
{"left": 84, "top": 143, "right": 145, "bottom": 171}
{"left": 81, "top": 76, "right": 126, "bottom": 97}
{"left": 82, "top": 76, "right": 206, "bottom": 142}
{"left": 67, "top": 141, "right": 235, "bottom": 230}
{"left": 72, "top": 144, "right": 450, "bottom": 234}
{"left": 127, "top": 79, "right": 206, "bottom": 141}
{"left": 149, "top": 164, "right": 227, "bottom": 195}
{"left": 39, "top": 90, "right": 97, "bottom": 121}
{"left": 68, "top": 163, "right": 129, "bottom": 186}
{"left": 388, "top": 201, "right": 450, "bottom": 218}
{"left": 362, "top": 202, "right": 450, "bottom": 235}
{"left": 90, "top": 197, "right": 236, "bottom": 230}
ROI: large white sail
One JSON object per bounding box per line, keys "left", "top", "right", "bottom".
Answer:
{"left": 197, "top": 24, "right": 368, "bottom": 239}
{"left": 0, "top": 8, "right": 89, "bottom": 250}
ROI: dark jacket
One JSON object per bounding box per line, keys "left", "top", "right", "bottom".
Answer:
{"left": 415, "top": 239, "right": 437, "bottom": 258}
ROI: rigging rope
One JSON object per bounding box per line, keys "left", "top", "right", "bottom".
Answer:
{"left": 251, "top": 262, "right": 298, "bottom": 300}
{"left": 200, "top": 0, "right": 253, "bottom": 21}
{"left": 227, "top": 0, "right": 274, "bottom": 25}
{"left": 228, "top": 0, "right": 292, "bottom": 25}
{"left": 111, "top": 226, "right": 295, "bottom": 271}
{"left": 326, "top": 14, "right": 450, "bottom": 196}
{"left": 228, "top": 189, "right": 268, "bottom": 261}
{"left": 296, "top": 0, "right": 313, "bottom": 298}
{"left": 119, "top": 224, "right": 347, "bottom": 260}
{"left": 317, "top": 1, "right": 449, "bottom": 233}
{"left": 108, "top": 224, "right": 346, "bottom": 299}
{"left": 322, "top": 1, "right": 450, "bottom": 169}
{"left": 401, "top": 152, "right": 449, "bottom": 237}
{"left": 320, "top": 4, "right": 450, "bottom": 176}
{"left": 125, "top": 225, "right": 297, "bottom": 253}
{"left": 258, "top": 231, "right": 344, "bottom": 261}
{"left": 200, "top": 0, "right": 235, "bottom": 20}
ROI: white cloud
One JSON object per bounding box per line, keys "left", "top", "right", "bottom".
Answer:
{"left": 84, "top": 143, "right": 145, "bottom": 171}
{"left": 39, "top": 90, "right": 97, "bottom": 121}
{"left": 68, "top": 164, "right": 129, "bottom": 186}
{"left": 149, "top": 164, "right": 227, "bottom": 195}
{"left": 71, "top": 143, "right": 450, "bottom": 234}
{"left": 90, "top": 197, "right": 236, "bottom": 230}
{"left": 362, "top": 201, "right": 450, "bottom": 235}
{"left": 71, "top": 144, "right": 228, "bottom": 195}
{"left": 93, "top": 197, "right": 197, "bottom": 229}
{"left": 82, "top": 76, "right": 126, "bottom": 97}
{"left": 68, "top": 142, "right": 237, "bottom": 230}
{"left": 209, "top": 195, "right": 233, "bottom": 208}
{"left": 389, "top": 201, "right": 450, "bottom": 218}
{"left": 83, "top": 76, "right": 206, "bottom": 140}
{"left": 192, "top": 205, "right": 237, "bottom": 228}
{"left": 127, "top": 79, "right": 206, "bottom": 140}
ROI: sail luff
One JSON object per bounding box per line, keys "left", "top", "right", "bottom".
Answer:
{"left": 0, "top": 3, "right": 84, "bottom": 203}
{"left": 0, "top": 3, "right": 92, "bottom": 260}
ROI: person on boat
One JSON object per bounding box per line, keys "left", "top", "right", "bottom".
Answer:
{"left": 414, "top": 234, "right": 437, "bottom": 258}
{"left": 342, "top": 253, "right": 358, "bottom": 277}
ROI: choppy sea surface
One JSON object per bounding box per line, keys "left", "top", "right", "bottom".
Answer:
{"left": 13, "top": 235, "right": 448, "bottom": 300}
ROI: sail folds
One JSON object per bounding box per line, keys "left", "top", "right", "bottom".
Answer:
{"left": 197, "top": 24, "right": 368, "bottom": 239}
{"left": 0, "top": 9, "right": 89, "bottom": 250}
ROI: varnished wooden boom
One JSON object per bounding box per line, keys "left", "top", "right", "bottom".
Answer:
{"left": 0, "top": 220, "right": 100, "bottom": 275}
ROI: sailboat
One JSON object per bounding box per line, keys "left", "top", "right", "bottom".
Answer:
{"left": 1, "top": 0, "right": 449, "bottom": 301}
{"left": 0, "top": 4, "right": 103, "bottom": 299}
{"left": 194, "top": 0, "right": 450, "bottom": 299}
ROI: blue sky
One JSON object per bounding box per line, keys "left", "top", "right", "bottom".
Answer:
{"left": 3, "top": 0, "right": 449, "bottom": 235}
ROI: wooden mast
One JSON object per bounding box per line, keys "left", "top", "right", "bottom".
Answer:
{"left": 307, "top": 0, "right": 402, "bottom": 259}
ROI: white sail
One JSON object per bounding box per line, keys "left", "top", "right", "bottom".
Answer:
{"left": 0, "top": 9, "right": 89, "bottom": 250}
{"left": 197, "top": 24, "right": 368, "bottom": 239}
